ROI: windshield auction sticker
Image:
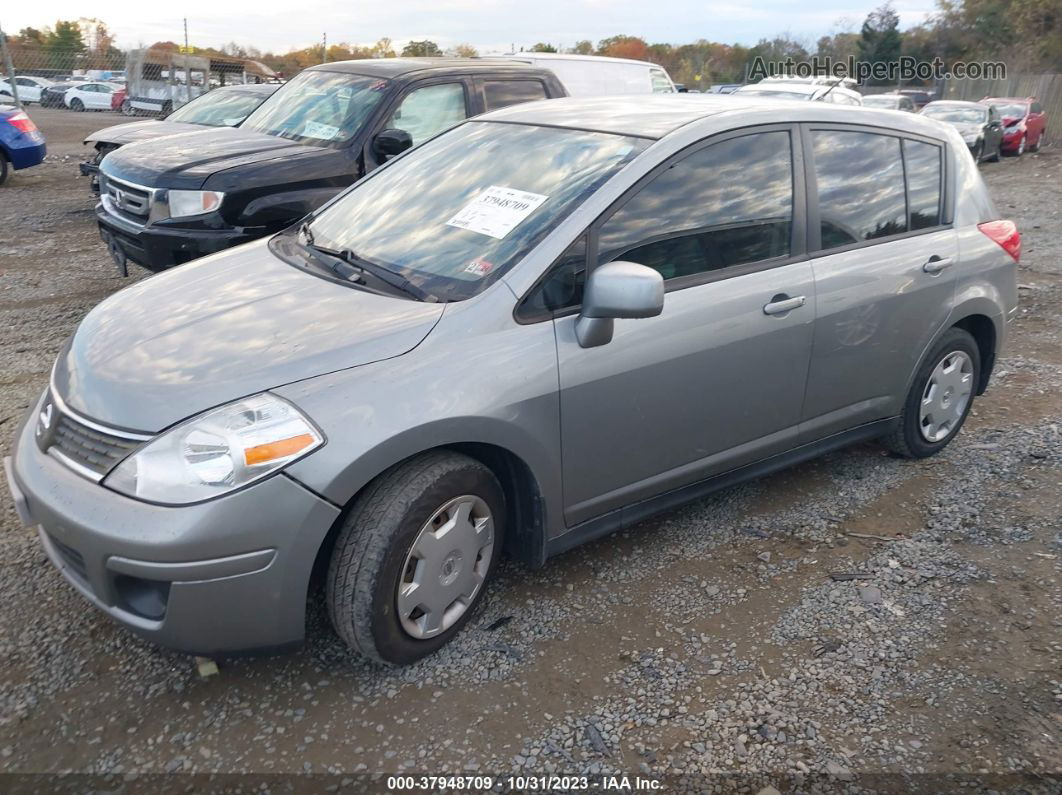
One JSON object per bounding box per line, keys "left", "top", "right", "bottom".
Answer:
{"left": 445, "top": 186, "right": 549, "bottom": 240}
{"left": 302, "top": 121, "right": 340, "bottom": 140}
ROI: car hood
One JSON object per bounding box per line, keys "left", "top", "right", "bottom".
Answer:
{"left": 52, "top": 240, "right": 445, "bottom": 432}
{"left": 85, "top": 120, "right": 207, "bottom": 146}
{"left": 100, "top": 127, "right": 330, "bottom": 190}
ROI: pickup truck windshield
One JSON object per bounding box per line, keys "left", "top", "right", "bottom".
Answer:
{"left": 305, "top": 121, "right": 647, "bottom": 301}
{"left": 240, "top": 70, "right": 388, "bottom": 146}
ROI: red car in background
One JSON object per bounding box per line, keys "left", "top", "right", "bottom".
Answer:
{"left": 110, "top": 86, "right": 127, "bottom": 113}
{"left": 981, "top": 97, "right": 1047, "bottom": 155}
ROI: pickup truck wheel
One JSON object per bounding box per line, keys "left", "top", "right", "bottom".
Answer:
{"left": 326, "top": 451, "right": 505, "bottom": 665}
{"left": 883, "top": 328, "right": 980, "bottom": 459}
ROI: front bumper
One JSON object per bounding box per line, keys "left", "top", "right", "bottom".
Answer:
{"left": 96, "top": 203, "right": 262, "bottom": 272}
{"left": 7, "top": 397, "right": 340, "bottom": 656}
{"left": 1001, "top": 129, "right": 1024, "bottom": 152}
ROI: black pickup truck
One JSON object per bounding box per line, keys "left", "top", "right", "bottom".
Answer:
{"left": 95, "top": 58, "right": 567, "bottom": 272}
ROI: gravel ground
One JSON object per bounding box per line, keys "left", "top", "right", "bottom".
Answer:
{"left": 0, "top": 108, "right": 1060, "bottom": 793}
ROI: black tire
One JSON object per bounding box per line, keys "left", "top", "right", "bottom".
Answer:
{"left": 972, "top": 140, "right": 984, "bottom": 162}
{"left": 883, "top": 327, "right": 981, "bottom": 459}
{"left": 1029, "top": 131, "right": 1042, "bottom": 152}
{"left": 0, "top": 154, "right": 9, "bottom": 187}
{"left": 70, "top": 98, "right": 84, "bottom": 112}
{"left": 121, "top": 99, "right": 134, "bottom": 116}
{"left": 987, "top": 141, "right": 1001, "bottom": 162}
{"left": 326, "top": 451, "right": 506, "bottom": 665}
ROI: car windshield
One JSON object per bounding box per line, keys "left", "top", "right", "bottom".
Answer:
{"left": 303, "top": 121, "right": 648, "bottom": 301}
{"left": 922, "top": 106, "right": 986, "bottom": 124}
{"left": 167, "top": 88, "right": 268, "bottom": 127}
{"left": 240, "top": 70, "right": 388, "bottom": 146}
{"left": 992, "top": 103, "right": 1027, "bottom": 118}
{"left": 863, "top": 95, "right": 898, "bottom": 108}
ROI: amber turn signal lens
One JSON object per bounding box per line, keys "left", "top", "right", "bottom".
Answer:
{"left": 243, "top": 433, "right": 316, "bottom": 466}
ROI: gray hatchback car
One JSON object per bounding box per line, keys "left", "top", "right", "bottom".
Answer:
{"left": 7, "top": 96, "right": 1019, "bottom": 664}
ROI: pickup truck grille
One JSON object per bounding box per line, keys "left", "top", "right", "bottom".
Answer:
{"left": 100, "top": 174, "right": 152, "bottom": 221}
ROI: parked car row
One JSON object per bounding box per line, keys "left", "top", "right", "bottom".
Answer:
{"left": 6, "top": 91, "right": 1020, "bottom": 664}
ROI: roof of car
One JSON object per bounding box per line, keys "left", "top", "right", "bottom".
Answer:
{"left": 216, "top": 82, "right": 280, "bottom": 94}
{"left": 478, "top": 94, "right": 955, "bottom": 140}
{"left": 495, "top": 52, "right": 666, "bottom": 68}
{"left": 923, "top": 100, "right": 984, "bottom": 108}
{"left": 982, "top": 97, "right": 1031, "bottom": 103}
{"left": 306, "top": 57, "right": 541, "bottom": 79}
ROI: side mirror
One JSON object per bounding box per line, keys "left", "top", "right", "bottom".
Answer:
{"left": 372, "top": 128, "right": 413, "bottom": 161}
{"left": 575, "top": 261, "right": 664, "bottom": 348}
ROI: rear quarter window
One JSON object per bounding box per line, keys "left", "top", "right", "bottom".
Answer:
{"left": 482, "top": 80, "right": 548, "bottom": 111}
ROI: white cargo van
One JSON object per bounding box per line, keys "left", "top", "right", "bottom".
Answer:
{"left": 493, "top": 53, "right": 676, "bottom": 96}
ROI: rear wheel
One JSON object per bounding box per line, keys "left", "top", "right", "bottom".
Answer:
{"left": 986, "top": 140, "right": 1001, "bottom": 162}
{"left": 326, "top": 451, "right": 505, "bottom": 665}
{"left": 0, "top": 154, "right": 9, "bottom": 187}
{"left": 70, "top": 98, "right": 84, "bottom": 112}
{"left": 121, "top": 99, "right": 134, "bottom": 116}
{"left": 883, "top": 328, "right": 980, "bottom": 458}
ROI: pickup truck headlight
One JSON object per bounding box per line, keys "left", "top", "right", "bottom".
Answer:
{"left": 104, "top": 394, "right": 323, "bottom": 505}
{"left": 168, "top": 189, "right": 225, "bottom": 218}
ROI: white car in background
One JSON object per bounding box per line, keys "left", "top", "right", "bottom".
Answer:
{"left": 64, "top": 82, "right": 119, "bottom": 111}
{"left": 0, "top": 76, "right": 54, "bottom": 104}
{"left": 493, "top": 52, "right": 677, "bottom": 96}
{"left": 734, "top": 80, "right": 863, "bottom": 105}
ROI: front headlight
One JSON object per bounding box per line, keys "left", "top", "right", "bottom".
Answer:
{"left": 168, "top": 189, "right": 224, "bottom": 218}
{"left": 104, "top": 393, "right": 323, "bottom": 505}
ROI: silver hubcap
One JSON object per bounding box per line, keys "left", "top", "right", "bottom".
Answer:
{"left": 397, "top": 495, "right": 494, "bottom": 639}
{"left": 919, "top": 350, "right": 974, "bottom": 443}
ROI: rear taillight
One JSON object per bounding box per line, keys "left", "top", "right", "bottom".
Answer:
{"left": 978, "top": 220, "right": 1021, "bottom": 263}
{"left": 6, "top": 111, "right": 37, "bottom": 134}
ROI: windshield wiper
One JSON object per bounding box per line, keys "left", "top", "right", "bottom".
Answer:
{"left": 297, "top": 226, "right": 434, "bottom": 302}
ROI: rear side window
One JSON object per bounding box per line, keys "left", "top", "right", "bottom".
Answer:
{"left": 597, "top": 130, "right": 793, "bottom": 281}
{"left": 1031, "top": 102, "right": 1043, "bottom": 113}
{"left": 812, "top": 130, "right": 907, "bottom": 249}
{"left": 482, "top": 80, "right": 548, "bottom": 111}
{"left": 903, "top": 139, "right": 942, "bottom": 230}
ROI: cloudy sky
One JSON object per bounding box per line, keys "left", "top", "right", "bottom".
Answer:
{"left": 5, "top": 0, "right": 938, "bottom": 55}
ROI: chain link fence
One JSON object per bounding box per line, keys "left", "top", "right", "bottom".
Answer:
{"left": 0, "top": 42, "right": 276, "bottom": 115}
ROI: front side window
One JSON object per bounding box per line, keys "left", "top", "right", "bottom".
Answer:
{"left": 812, "top": 130, "right": 907, "bottom": 249}
{"left": 305, "top": 122, "right": 646, "bottom": 301}
{"left": 241, "top": 70, "right": 389, "bottom": 147}
{"left": 385, "top": 83, "right": 467, "bottom": 147}
{"left": 597, "top": 130, "right": 793, "bottom": 281}
{"left": 482, "top": 80, "right": 548, "bottom": 111}
{"left": 904, "top": 139, "right": 942, "bottom": 230}
{"left": 167, "top": 88, "right": 268, "bottom": 126}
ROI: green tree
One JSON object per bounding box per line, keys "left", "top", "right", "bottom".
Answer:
{"left": 529, "top": 42, "right": 557, "bottom": 52}
{"left": 453, "top": 43, "right": 479, "bottom": 57}
{"left": 570, "top": 40, "right": 594, "bottom": 55}
{"left": 401, "top": 40, "right": 442, "bottom": 57}
{"left": 857, "top": 2, "right": 903, "bottom": 83}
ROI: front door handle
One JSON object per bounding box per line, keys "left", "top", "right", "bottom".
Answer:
{"left": 763, "top": 295, "right": 807, "bottom": 316}
{"left": 923, "top": 256, "right": 953, "bottom": 274}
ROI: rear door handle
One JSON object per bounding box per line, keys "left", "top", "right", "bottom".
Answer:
{"left": 763, "top": 295, "right": 806, "bottom": 316}
{"left": 923, "top": 256, "right": 953, "bottom": 274}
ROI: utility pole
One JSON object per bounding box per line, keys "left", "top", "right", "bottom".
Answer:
{"left": 0, "top": 20, "right": 22, "bottom": 109}
{"left": 323, "top": 33, "right": 327, "bottom": 64}
{"left": 183, "top": 17, "right": 192, "bottom": 105}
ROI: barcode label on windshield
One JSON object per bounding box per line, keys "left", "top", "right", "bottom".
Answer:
{"left": 445, "top": 186, "right": 549, "bottom": 240}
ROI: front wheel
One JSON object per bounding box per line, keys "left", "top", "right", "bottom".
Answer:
{"left": 883, "top": 328, "right": 980, "bottom": 458}
{"left": 0, "top": 154, "right": 9, "bottom": 187}
{"left": 121, "top": 99, "right": 134, "bottom": 116}
{"left": 326, "top": 451, "right": 505, "bottom": 665}
{"left": 972, "top": 140, "right": 984, "bottom": 162}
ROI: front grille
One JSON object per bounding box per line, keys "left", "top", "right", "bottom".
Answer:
{"left": 49, "top": 534, "right": 88, "bottom": 583}
{"left": 50, "top": 412, "right": 142, "bottom": 478}
{"left": 101, "top": 174, "right": 152, "bottom": 220}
